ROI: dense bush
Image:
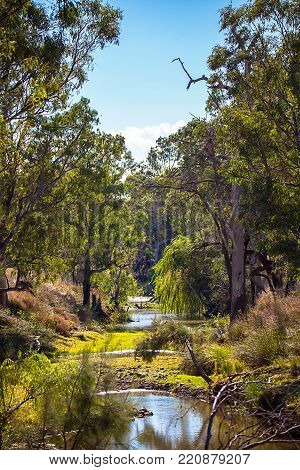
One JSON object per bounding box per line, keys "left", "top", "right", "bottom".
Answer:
{"left": 0, "top": 311, "right": 55, "bottom": 361}
{"left": 234, "top": 293, "right": 300, "bottom": 367}
{"left": 236, "top": 328, "right": 286, "bottom": 367}
{"left": 0, "top": 354, "right": 133, "bottom": 449}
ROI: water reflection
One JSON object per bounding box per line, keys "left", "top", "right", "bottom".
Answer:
{"left": 57, "top": 391, "right": 295, "bottom": 450}
{"left": 123, "top": 310, "right": 175, "bottom": 330}
{"left": 110, "top": 393, "right": 208, "bottom": 450}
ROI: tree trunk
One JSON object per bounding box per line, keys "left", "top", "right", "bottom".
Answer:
{"left": 82, "top": 254, "right": 91, "bottom": 307}
{"left": 220, "top": 243, "right": 232, "bottom": 313}
{"left": 112, "top": 269, "right": 121, "bottom": 310}
{"left": 230, "top": 219, "right": 246, "bottom": 321}
{"left": 229, "top": 186, "right": 246, "bottom": 322}
{"left": 185, "top": 337, "right": 212, "bottom": 385}
{"left": 0, "top": 273, "right": 8, "bottom": 308}
{"left": 152, "top": 200, "right": 160, "bottom": 264}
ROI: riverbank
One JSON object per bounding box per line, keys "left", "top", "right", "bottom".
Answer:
{"left": 103, "top": 355, "right": 209, "bottom": 398}
{"left": 54, "top": 329, "right": 147, "bottom": 355}
{"left": 1, "top": 284, "right": 299, "bottom": 450}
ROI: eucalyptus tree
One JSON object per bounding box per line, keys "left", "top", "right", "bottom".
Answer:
{"left": 63, "top": 131, "right": 133, "bottom": 307}
{"left": 95, "top": 201, "right": 144, "bottom": 310}
{"left": 0, "top": 0, "right": 123, "bottom": 304}
{"left": 207, "top": 0, "right": 300, "bottom": 288}
{"left": 145, "top": 120, "right": 249, "bottom": 321}
{"left": 160, "top": 0, "right": 300, "bottom": 318}
{"left": 0, "top": 98, "right": 97, "bottom": 304}
{"left": 0, "top": 0, "right": 122, "bottom": 122}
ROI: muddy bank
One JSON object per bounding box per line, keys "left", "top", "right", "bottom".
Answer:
{"left": 100, "top": 363, "right": 210, "bottom": 400}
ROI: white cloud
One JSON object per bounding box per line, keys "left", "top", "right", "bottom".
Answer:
{"left": 110, "top": 120, "right": 185, "bottom": 162}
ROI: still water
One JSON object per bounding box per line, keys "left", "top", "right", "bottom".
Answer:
{"left": 112, "top": 392, "right": 207, "bottom": 450}
{"left": 124, "top": 310, "right": 174, "bottom": 330}
{"left": 123, "top": 309, "right": 203, "bottom": 330}
{"left": 106, "top": 391, "right": 293, "bottom": 450}
{"left": 67, "top": 310, "right": 294, "bottom": 450}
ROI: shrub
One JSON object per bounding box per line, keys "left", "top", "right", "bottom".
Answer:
{"left": 0, "top": 310, "right": 55, "bottom": 361}
{"left": 210, "top": 315, "right": 230, "bottom": 342}
{"left": 0, "top": 354, "right": 134, "bottom": 449}
{"left": 287, "top": 330, "right": 300, "bottom": 356}
{"left": 250, "top": 292, "right": 300, "bottom": 330}
{"left": 85, "top": 321, "right": 106, "bottom": 334}
{"left": 0, "top": 330, "right": 35, "bottom": 361}
{"left": 197, "top": 343, "right": 244, "bottom": 376}
{"left": 8, "top": 291, "right": 45, "bottom": 314}
{"left": 35, "top": 308, "right": 80, "bottom": 336}
{"left": 228, "top": 320, "right": 248, "bottom": 342}
{"left": 236, "top": 327, "right": 286, "bottom": 367}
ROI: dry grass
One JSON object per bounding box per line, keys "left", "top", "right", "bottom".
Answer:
{"left": 249, "top": 291, "right": 300, "bottom": 329}
{"left": 233, "top": 293, "right": 300, "bottom": 367}
{"left": 6, "top": 280, "right": 82, "bottom": 336}
{"left": 8, "top": 291, "right": 46, "bottom": 314}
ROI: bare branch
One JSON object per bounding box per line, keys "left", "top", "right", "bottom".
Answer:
{"left": 172, "top": 58, "right": 208, "bottom": 90}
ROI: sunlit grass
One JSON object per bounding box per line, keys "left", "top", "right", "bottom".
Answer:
{"left": 108, "top": 355, "right": 209, "bottom": 390}
{"left": 54, "top": 330, "right": 147, "bottom": 355}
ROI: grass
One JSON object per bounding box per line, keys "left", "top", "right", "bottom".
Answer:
{"left": 107, "top": 355, "right": 208, "bottom": 389}
{"left": 54, "top": 329, "right": 147, "bottom": 355}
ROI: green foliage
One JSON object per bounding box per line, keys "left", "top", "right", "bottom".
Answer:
{"left": 0, "top": 354, "right": 133, "bottom": 449}
{"left": 154, "top": 236, "right": 221, "bottom": 318}
{"left": 237, "top": 328, "right": 286, "bottom": 367}
{"left": 91, "top": 200, "right": 142, "bottom": 309}
{"left": 197, "top": 344, "right": 244, "bottom": 376}
{"left": 0, "top": 311, "right": 55, "bottom": 361}
{"left": 135, "top": 319, "right": 191, "bottom": 361}
{"left": 0, "top": 1, "right": 125, "bottom": 300}
{"left": 210, "top": 0, "right": 300, "bottom": 274}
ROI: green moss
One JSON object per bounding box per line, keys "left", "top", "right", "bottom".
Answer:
{"left": 108, "top": 355, "right": 208, "bottom": 390}
{"left": 54, "top": 330, "right": 147, "bottom": 355}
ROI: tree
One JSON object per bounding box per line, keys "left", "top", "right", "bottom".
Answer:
{"left": 143, "top": 120, "right": 249, "bottom": 321}
{"left": 207, "top": 0, "right": 300, "bottom": 289}
{"left": 155, "top": 235, "right": 227, "bottom": 318}
{"left": 0, "top": 0, "right": 122, "bottom": 122}
{"left": 0, "top": 0, "right": 123, "bottom": 304}
{"left": 62, "top": 132, "right": 133, "bottom": 308}
{"left": 0, "top": 98, "right": 97, "bottom": 303}
{"left": 163, "top": 0, "right": 300, "bottom": 317}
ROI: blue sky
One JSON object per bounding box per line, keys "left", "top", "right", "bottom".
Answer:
{"left": 79, "top": 0, "right": 242, "bottom": 160}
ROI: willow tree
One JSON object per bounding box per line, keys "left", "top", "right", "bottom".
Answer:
{"left": 154, "top": 235, "right": 226, "bottom": 319}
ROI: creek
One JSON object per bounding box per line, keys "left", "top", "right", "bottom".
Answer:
{"left": 66, "top": 310, "right": 291, "bottom": 450}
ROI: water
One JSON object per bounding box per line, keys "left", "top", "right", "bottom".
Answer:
{"left": 124, "top": 310, "right": 175, "bottom": 330}
{"left": 112, "top": 392, "right": 207, "bottom": 450}
{"left": 58, "top": 310, "right": 296, "bottom": 450}
{"left": 123, "top": 309, "right": 203, "bottom": 330}
{"left": 104, "top": 392, "right": 295, "bottom": 450}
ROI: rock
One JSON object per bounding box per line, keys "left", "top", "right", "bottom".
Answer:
{"left": 134, "top": 407, "right": 154, "bottom": 418}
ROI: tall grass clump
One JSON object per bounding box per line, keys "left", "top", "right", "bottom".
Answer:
{"left": 235, "top": 292, "right": 300, "bottom": 367}
{"left": 237, "top": 328, "right": 286, "bottom": 367}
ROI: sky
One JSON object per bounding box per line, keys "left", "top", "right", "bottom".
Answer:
{"left": 79, "top": 0, "right": 242, "bottom": 161}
